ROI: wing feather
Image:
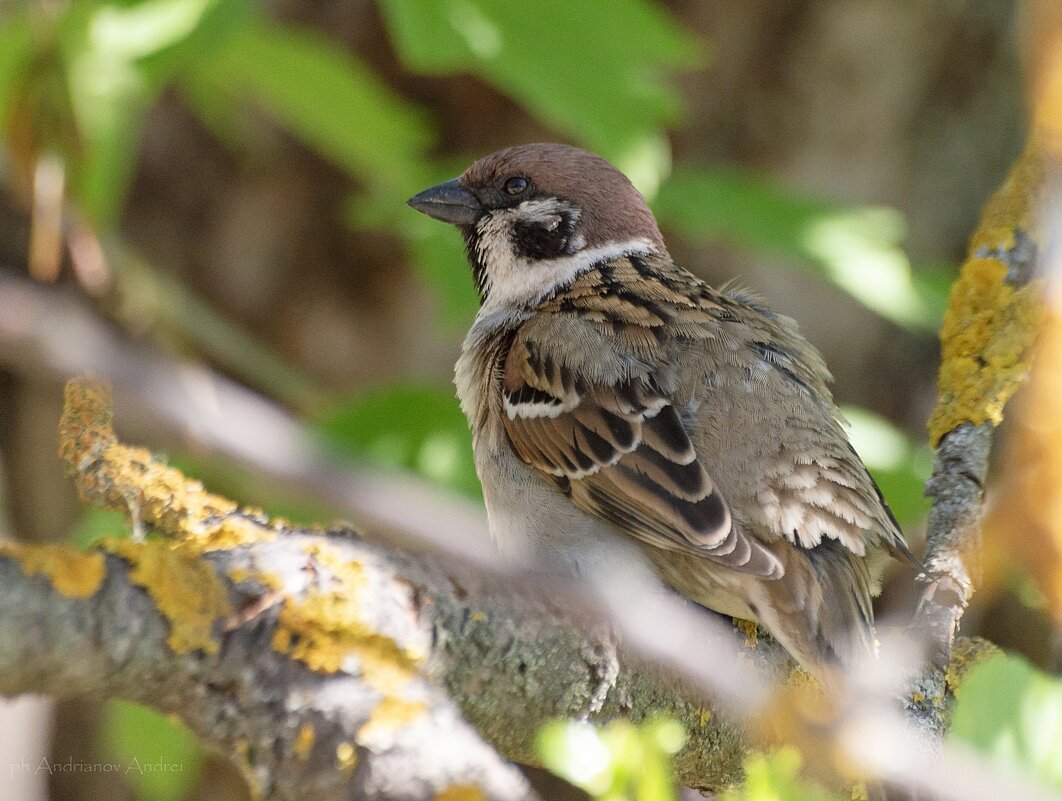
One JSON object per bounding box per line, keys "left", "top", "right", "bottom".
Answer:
{"left": 501, "top": 330, "right": 783, "bottom": 578}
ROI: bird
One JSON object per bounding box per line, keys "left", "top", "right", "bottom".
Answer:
{"left": 407, "top": 142, "right": 914, "bottom": 672}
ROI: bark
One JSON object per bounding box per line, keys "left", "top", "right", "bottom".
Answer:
{"left": 0, "top": 378, "right": 774, "bottom": 799}
{"left": 919, "top": 143, "right": 1047, "bottom": 666}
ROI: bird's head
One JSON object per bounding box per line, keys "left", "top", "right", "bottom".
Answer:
{"left": 408, "top": 143, "right": 666, "bottom": 308}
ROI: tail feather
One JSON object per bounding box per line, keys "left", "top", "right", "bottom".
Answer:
{"left": 758, "top": 539, "right": 877, "bottom": 672}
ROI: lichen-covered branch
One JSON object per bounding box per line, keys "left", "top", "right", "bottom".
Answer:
{"left": 0, "top": 380, "right": 536, "bottom": 801}
{"left": 0, "top": 378, "right": 772, "bottom": 797}
{"left": 919, "top": 141, "right": 1048, "bottom": 665}
{"left": 0, "top": 537, "right": 539, "bottom": 801}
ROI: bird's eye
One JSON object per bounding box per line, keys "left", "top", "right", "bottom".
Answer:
{"left": 504, "top": 176, "right": 530, "bottom": 195}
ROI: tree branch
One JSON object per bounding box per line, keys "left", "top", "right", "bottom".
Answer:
{"left": 0, "top": 378, "right": 779, "bottom": 799}
{"left": 920, "top": 143, "right": 1046, "bottom": 665}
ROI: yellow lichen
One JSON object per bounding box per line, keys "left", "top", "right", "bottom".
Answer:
{"left": 470, "top": 611, "right": 487, "bottom": 623}
{"left": 1, "top": 542, "right": 106, "bottom": 599}
{"left": 227, "top": 566, "right": 283, "bottom": 590}
{"left": 694, "top": 706, "right": 713, "bottom": 727}
{"left": 733, "top": 617, "right": 759, "bottom": 648}
{"left": 293, "top": 724, "right": 315, "bottom": 760}
{"left": 335, "top": 741, "right": 357, "bottom": 774}
{"left": 434, "top": 785, "right": 487, "bottom": 801}
{"left": 968, "top": 146, "right": 1043, "bottom": 256}
{"left": 59, "top": 378, "right": 277, "bottom": 550}
{"left": 103, "top": 538, "right": 232, "bottom": 654}
{"left": 357, "top": 697, "right": 428, "bottom": 747}
{"left": 271, "top": 543, "right": 424, "bottom": 686}
{"left": 927, "top": 144, "right": 1047, "bottom": 445}
{"left": 229, "top": 738, "right": 264, "bottom": 801}
{"left": 945, "top": 637, "right": 1000, "bottom": 694}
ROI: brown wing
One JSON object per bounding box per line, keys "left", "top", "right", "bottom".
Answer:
{"left": 500, "top": 333, "right": 784, "bottom": 578}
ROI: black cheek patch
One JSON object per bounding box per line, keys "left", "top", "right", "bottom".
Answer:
{"left": 512, "top": 211, "right": 578, "bottom": 260}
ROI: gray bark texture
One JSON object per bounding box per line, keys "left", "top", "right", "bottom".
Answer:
{"left": 0, "top": 504, "right": 767, "bottom": 799}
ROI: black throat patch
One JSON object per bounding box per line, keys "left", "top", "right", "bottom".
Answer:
{"left": 511, "top": 208, "right": 578, "bottom": 261}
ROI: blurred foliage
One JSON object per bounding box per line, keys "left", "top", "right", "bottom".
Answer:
{"left": 718, "top": 748, "right": 843, "bottom": 801}
{"left": 69, "top": 507, "right": 128, "bottom": 549}
{"left": 654, "top": 169, "right": 948, "bottom": 332}
{"left": 98, "top": 700, "right": 204, "bottom": 801}
{"left": 317, "top": 384, "right": 480, "bottom": 499}
{"left": 950, "top": 653, "right": 1062, "bottom": 793}
{"left": 537, "top": 720, "right": 849, "bottom": 801}
{"left": 841, "top": 406, "right": 932, "bottom": 525}
{"left": 378, "top": 0, "right": 698, "bottom": 191}
{"left": 538, "top": 718, "right": 686, "bottom": 801}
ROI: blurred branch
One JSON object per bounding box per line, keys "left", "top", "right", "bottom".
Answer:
{"left": 0, "top": 272, "right": 491, "bottom": 553}
{"left": 981, "top": 1, "right": 1062, "bottom": 633}
{"left": 918, "top": 0, "right": 1062, "bottom": 665}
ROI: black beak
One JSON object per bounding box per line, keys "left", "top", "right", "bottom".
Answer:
{"left": 407, "top": 178, "right": 483, "bottom": 225}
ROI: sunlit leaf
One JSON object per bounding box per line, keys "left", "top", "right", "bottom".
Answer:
{"left": 950, "top": 653, "right": 1062, "bottom": 792}
{"left": 378, "top": 0, "right": 699, "bottom": 185}
{"left": 719, "top": 747, "right": 843, "bottom": 801}
{"left": 316, "top": 384, "right": 479, "bottom": 499}
{"left": 654, "top": 168, "right": 946, "bottom": 331}
{"left": 57, "top": 0, "right": 237, "bottom": 224}
{"left": 538, "top": 717, "right": 685, "bottom": 801}
{"left": 538, "top": 720, "right": 615, "bottom": 796}
{"left": 98, "top": 700, "right": 203, "bottom": 801}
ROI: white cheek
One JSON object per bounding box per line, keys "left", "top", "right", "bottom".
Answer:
{"left": 477, "top": 238, "right": 657, "bottom": 315}
{"left": 473, "top": 202, "right": 656, "bottom": 313}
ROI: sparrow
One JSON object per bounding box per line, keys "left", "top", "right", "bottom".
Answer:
{"left": 408, "top": 143, "right": 914, "bottom": 671}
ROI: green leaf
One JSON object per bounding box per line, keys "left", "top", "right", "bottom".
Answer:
{"left": 197, "top": 19, "right": 433, "bottom": 193}
{"left": 378, "top": 0, "right": 700, "bottom": 182}
{"left": 538, "top": 717, "right": 685, "bottom": 801}
{"left": 316, "top": 384, "right": 480, "bottom": 499}
{"left": 182, "top": 19, "right": 481, "bottom": 323}
{"left": 70, "top": 508, "right": 128, "bottom": 548}
{"left": 950, "top": 653, "right": 1062, "bottom": 792}
{"left": 719, "top": 747, "right": 843, "bottom": 801}
{"left": 98, "top": 700, "right": 202, "bottom": 801}
{"left": 57, "top": 0, "right": 239, "bottom": 224}
{"left": 654, "top": 168, "right": 946, "bottom": 332}
{"left": 0, "top": 12, "right": 33, "bottom": 124}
